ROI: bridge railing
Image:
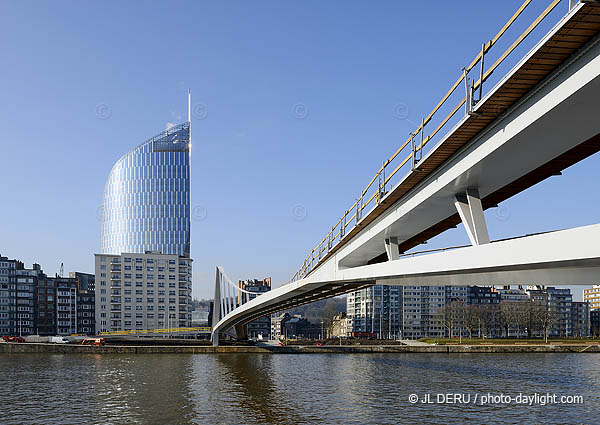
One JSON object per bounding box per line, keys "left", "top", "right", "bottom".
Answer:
{"left": 293, "top": 0, "right": 572, "bottom": 282}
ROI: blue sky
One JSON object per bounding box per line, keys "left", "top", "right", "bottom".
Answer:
{"left": 1, "top": 0, "right": 597, "bottom": 300}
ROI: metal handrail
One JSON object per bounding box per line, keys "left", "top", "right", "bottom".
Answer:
{"left": 293, "top": 0, "right": 567, "bottom": 282}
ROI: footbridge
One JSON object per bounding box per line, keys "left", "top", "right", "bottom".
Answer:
{"left": 212, "top": 0, "right": 600, "bottom": 344}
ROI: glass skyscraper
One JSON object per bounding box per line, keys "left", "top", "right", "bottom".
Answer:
{"left": 100, "top": 122, "right": 191, "bottom": 256}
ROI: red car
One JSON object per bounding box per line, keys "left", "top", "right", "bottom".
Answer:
{"left": 2, "top": 336, "right": 25, "bottom": 343}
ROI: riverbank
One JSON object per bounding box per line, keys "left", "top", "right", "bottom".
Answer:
{"left": 0, "top": 342, "right": 270, "bottom": 354}
{"left": 2, "top": 342, "right": 600, "bottom": 354}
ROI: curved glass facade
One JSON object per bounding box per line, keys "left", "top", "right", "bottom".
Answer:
{"left": 100, "top": 122, "right": 191, "bottom": 256}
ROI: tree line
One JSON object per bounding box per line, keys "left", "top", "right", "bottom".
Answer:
{"left": 437, "top": 299, "right": 570, "bottom": 342}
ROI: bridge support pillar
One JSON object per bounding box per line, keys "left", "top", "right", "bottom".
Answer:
{"left": 385, "top": 237, "right": 400, "bottom": 261}
{"left": 235, "top": 323, "right": 248, "bottom": 340}
{"left": 454, "top": 188, "right": 490, "bottom": 246}
{"left": 212, "top": 331, "right": 219, "bottom": 347}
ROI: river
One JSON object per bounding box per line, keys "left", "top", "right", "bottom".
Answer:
{"left": 1, "top": 353, "right": 599, "bottom": 424}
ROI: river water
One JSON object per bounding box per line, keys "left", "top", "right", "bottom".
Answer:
{"left": 1, "top": 353, "right": 599, "bottom": 424}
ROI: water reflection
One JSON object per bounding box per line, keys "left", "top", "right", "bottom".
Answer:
{"left": 208, "top": 354, "right": 307, "bottom": 424}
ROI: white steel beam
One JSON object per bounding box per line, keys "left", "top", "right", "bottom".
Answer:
{"left": 341, "top": 224, "right": 600, "bottom": 286}
{"left": 454, "top": 188, "right": 490, "bottom": 246}
{"left": 385, "top": 237, "right": 400, "bottom": 261}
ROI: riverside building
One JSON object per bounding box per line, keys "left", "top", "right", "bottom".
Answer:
{"left": 37, "top": 274, "right": 96, "bottom": 336}
{"left": 346, "top": 285, "right": 402, "bottom": 338}
{"left": 95, "top": 252, "right": 192, "bottom": 333}
{"left": 238, "top": 278, "right": 271, "bottom": 339}
{"left": 583, "top": 285, "right": 600, "bottom": 310}
{"left": 0, "top": 255, "right": 19, "bottom": 335}
{"left": 95, "top": 107, "right": 194, "bottom": 333}
{"left": 347, "top": 285, "right": 503, "bottom": 339}
{"left": 99, "top": 121, "right": 191, "bottom": 257}
{"left": 1, "top": 254, "right": 95, "bottom": 336}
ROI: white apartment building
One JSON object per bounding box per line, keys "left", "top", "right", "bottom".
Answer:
{"left": 347, "top": 285, "right": 470, "bottom": 339}
{"left": 94, "top": 251, "right": 192, "bottom": 333}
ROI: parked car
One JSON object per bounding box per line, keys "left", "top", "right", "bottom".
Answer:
{"left": 81, "top": 338, "right": 105, "bottom": 346}
{"left": 2, "top": 336, "right": 25, "bottom": 343}
{"left": 49, "top": 336, "right": 70, "bottom": 344}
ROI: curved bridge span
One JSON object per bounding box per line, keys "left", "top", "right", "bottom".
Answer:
{"left": 212, "top": 1, "right": 600, "bottom": 344}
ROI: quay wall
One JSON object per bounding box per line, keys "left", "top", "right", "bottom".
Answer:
{"left": 2, "top": 343, "right": 600, "bottom": 354}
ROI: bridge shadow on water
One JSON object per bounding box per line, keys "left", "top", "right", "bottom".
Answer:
{"left": 207, "top": 354, "right": 308, "bottom": 425}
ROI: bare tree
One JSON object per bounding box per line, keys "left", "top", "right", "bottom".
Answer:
{"left": 462, "top": 304, "right": 480, "bottom": 339}
{"left": 500, "top": 301, "right": 516, "bottom": 338}
{"left": 438, "top": 300, "right": 462, "bottom": 338}
{"left": 499, "top": 301, "right": 532, "bottom": 338}
{"left": 531, "top": 301, "right": 555, "bottom": 343}
{"left": 481, "top": 304, "right": 501, "bottom": 338}
{"left": 470, "top": 304, "right": 496, "bottom": 338}
{"left": 514, "top": 301, "right": 532, "bottom": 339}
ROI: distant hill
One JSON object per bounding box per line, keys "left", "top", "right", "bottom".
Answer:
{"left": 191, "top": 295, "right": 347, "bottom": 324}
{"left": 284, "top": 296, "right": 346, "bottom": 323}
